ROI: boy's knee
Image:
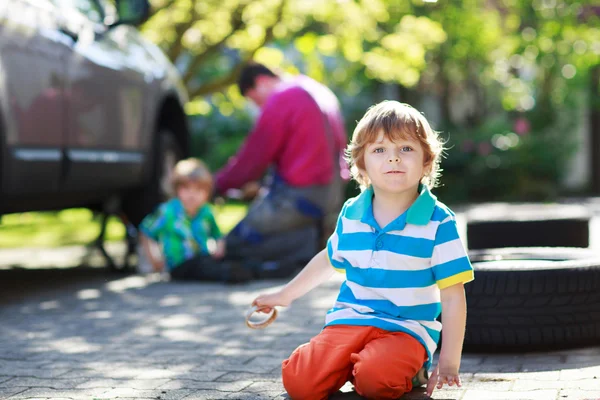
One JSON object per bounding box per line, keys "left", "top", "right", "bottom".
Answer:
{"left": 352, "top": 357, "right": 410, "bottom": 399}
{"left": 281, "top": 349, "right": 313, "bottom": 400}
{"left": 282, "top": 345, "right": 333, "bottom": 400}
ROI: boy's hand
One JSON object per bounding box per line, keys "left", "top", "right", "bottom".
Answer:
{"left": 251, "top": 291, "right": 291, "bottom": 314}
{"left": 152, "top": 260, "right": 165, "bottom": 273}
{"left": 426, "top": 364, "right": 461, "bottom": 397}
{"left": 212, "top": 239, "right": 226, "bottom": 259}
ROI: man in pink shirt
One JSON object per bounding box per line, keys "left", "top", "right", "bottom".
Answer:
{"left": 215, "top": 62, "right": 348, "bottom": 278}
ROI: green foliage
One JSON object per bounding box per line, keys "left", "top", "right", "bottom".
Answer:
{"left": 0, "top": 205, "right": 246, "bottom": 248}
{"left": 437, "top": 107, "right": 580, "bottom": 203}
{"left": 140, "top": 0, "right": 598, "bottom": 203}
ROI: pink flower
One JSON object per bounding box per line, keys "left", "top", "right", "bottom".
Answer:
{"left": 461, "top": 140, "right": 475, "bottom": 153}
{"left": 514, "top": 117, "right": 531, "bottom": 136}
{"left": 478, "top": 142, "right": 492, "bottom": 156}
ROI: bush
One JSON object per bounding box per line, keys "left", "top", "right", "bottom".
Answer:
{"left": 436, "top": 112, "right": 578, "bottom": 204}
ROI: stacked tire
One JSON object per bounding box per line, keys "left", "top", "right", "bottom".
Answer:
{"left": 464, "top": 247, "right": 600, "bottom": 350}
{"left": 459, "top": 203, "right": 600, "bottom": 350}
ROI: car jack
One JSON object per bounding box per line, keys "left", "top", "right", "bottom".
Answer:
{"left": 94, "top": 212, "right": 138, "bottom": 272}
{"left": 86, "top": 197, "right": 138, "bottom": 272}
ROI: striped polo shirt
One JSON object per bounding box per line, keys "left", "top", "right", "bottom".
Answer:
{"left": 326, "top": 184, "right": 474, "bottom": 367}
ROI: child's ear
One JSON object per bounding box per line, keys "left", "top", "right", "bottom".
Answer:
{"left": 357, "top": 168, "right": 369, "bottom": 182}
{"left": 422, "top": 159, "right": 433, "bottom": 177}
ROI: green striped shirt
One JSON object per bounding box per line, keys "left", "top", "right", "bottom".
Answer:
{"left": 139, "top": 199, "right": 223, "bottom": 270}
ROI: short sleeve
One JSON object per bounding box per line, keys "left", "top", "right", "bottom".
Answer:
{"left": 431, "top": 215, "right": 474, "bottom": 289}
{"left": 139, "top": 204, "right": 168, "bottom": 241}
{"left": 326, "top": 202, "right": 349, "bottom": 274}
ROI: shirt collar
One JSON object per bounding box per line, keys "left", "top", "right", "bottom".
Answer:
{"left": 172, "top": 198, "right": 207, "bottom": 220}
{"left": 345, "top": 184, "right": 437, "bottom": 230}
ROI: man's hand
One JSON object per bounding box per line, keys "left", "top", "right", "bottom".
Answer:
{"left": 241, "top": 181, "right": 261, "bottom": 201}
{"left": 426, "top": 363, "right": 461, "bottom": 397}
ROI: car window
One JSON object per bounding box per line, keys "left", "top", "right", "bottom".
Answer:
{"left": 54, "top": 0, "right": 104, "bottom": 23}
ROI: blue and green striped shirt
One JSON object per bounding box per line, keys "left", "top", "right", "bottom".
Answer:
{"left": 139, "top": 199, "right": 222, "bottom": 270}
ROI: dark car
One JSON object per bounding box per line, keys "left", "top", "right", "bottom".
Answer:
{"left": 0, "top": 0, "right": 190, "bottom": 227}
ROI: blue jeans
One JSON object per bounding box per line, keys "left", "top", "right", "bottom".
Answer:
{"left": 225, "top": 175, "right": 343, "bottom": 272}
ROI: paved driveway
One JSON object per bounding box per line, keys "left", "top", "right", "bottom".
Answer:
{"left": 0, "top": 247, "right": 599, "bottom": 400}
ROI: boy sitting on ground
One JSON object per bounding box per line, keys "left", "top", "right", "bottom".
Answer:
{"left": 139, "top": 158, "right": 252, "bottom": 283}
{"left": 252, "top": 101, "right": 474, "bottom": 399}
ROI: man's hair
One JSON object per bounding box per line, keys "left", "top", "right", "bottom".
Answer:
{"left": 172, "top": 158, "right": 213, "bottom": 193}
{"left": 237, "top": 62, "right": 277, "bottom": 96}
{"left": 345, "top": 101, "right": 445, "bottom": 190}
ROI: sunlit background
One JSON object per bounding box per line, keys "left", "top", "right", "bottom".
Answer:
{"left": 1, "top": 0, "right": 598, "bottom": 248}
{"left": 143, "top": 0, "right": 600, "bottom": 204}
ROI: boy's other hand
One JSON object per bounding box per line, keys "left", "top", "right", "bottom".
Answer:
{"left": 212, "top": 239, "right": 226, "bottom": 259}
{"left": 152, "top": 261, "right": 165, "bottom": 273}
{"left": 426, "top": 364, "right": 461, "bottom": 397}
{"left": 251, "top": 290, "right": 291, "bottom": 314}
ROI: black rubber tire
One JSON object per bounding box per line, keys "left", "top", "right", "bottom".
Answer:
{"left": 462, "top": 203, "right": 591, "bottom": 249}
{"left": 464, "top": 247, "right": 600, "bottom": 351}
{"left": 122, "top": 130, "right": 183, "bottom": 227}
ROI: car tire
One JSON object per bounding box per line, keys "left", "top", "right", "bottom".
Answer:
{"left": 462, "top": 203, "right": 591, "bottom": 249}
{"left": 122, "top": 129, "right": 183, "bottom": 227}
{"left": 464, "top": 247, "right": 600, "bottom": 351}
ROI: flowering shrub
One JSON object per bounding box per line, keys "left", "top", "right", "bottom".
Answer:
{"left": 436, "top": 113, "right": 578, "bottom": 204}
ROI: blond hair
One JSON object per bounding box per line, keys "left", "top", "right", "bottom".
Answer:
{"left": 345, "top": 101, "right": 444, "bottom": 190}
{"left": 172, "top": 158, "right": 213, "bottom": 193}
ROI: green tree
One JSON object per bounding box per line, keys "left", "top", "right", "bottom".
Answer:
{"left": 142, "top": 0, "right": 446, "bottom": 114}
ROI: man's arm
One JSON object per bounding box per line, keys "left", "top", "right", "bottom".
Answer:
{"left": 214, "top": 103, "right": 285, "bottom": 194}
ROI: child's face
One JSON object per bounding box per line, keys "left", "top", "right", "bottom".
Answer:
{"left": 177, "top": 182, "right": 209, "bottom": 215}
{"left": 362, "top": 130, "right": 428, "bottom": 196}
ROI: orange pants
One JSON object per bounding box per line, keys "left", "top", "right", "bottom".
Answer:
{"left": 281, "top": 325, "right": 427, "bottom": 400}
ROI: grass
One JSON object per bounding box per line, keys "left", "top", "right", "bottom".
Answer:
{"left": 0, "top": 203, "right": 247, "bottom": 249}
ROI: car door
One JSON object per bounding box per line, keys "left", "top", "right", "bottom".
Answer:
{"left": 0, "top": 0, "right": 69, "bottom": 195}
{"left": 54, "top": 0, "right": 148, "bottom": 193}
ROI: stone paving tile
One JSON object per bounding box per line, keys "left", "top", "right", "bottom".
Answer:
{"left": 461, "top": 362, "right": 522, "bottom": 373}
{"left": 5, "top": 388, "right": 108, "bottom": 399}
{"left": 76, "top": 379, "right": 171, "bottom": 390}
{"left": 224, "top": 392, "right": 279, "bottom": 400}
{"left": 243, "top": 382, "right": 285, "bottom": 392}
{"left": 0, "top": 387, "right": 29, "bottom": 399}
{"left": 462, "top": 389, "right": 560, "bottom": 400}
{"left": 2, "top": 259, "right": 600, "bottom": 399}
{"left": 134, "top": 369, "right": 227, "bottom": 381}
{"left": 2, "top": 377, "right": 91, "bottom": 389}
{"left": 470, "top": 370, "right": 561, "bottom": 382}
{"left": 182, "top": 391, "right": 245, "bottom": 400}
{"left": 0, "top": 368, "right": 72, "bottom": 379}
{"left": 215, "top": 373, "right": 281, "bottom": 382}
{"left": 99, "top": 388, "right": 195, "bottom": 399}
{"left": 158, "top": 380, "right": 253, "bottom": 392}
{"left": 455, "top": 377, "right": 514, "bottom": 391}
{"left": 558, "top": 389, "right": 600, "bottom": 399}
{"left": 561, "top": 365, "right": 600, "bottom": 380}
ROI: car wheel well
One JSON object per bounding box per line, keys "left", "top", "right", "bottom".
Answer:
{"left": 155, "top": 95, "right": 190, "bottom": 158}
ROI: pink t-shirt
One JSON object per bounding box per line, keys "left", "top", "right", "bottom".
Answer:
{"left": 215, "top": 75, "right": 348, "bottom": 193}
